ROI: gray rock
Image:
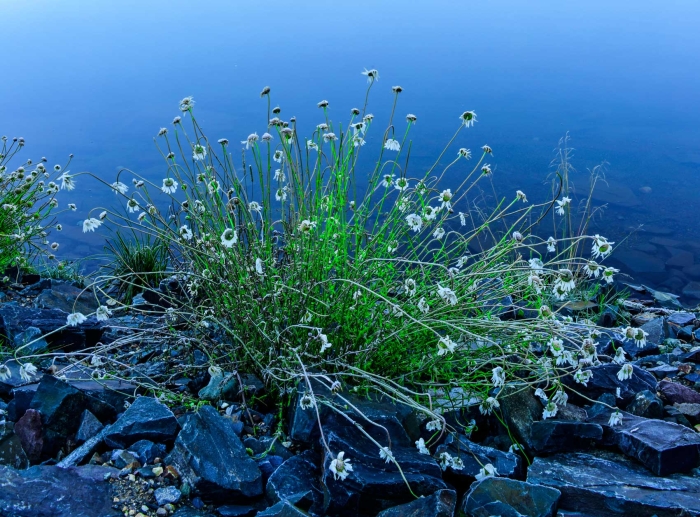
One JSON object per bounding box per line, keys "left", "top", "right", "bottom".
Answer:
{"left": 128, "top": 439, "right": 166, "bottom": 465}
{"left": 673, "top": 402, "right": 700, "bottom": 424}
{"left": 155, "top": 486, "right": 182, "bottom": 505}
{"left": 14, "top": 409, "right": 43, "bottom": 463}
{"left": 462, "top": 477, "right": 560, "bottom": 517}
{"left": 647, "top": 364, "right": 679, "bottom": 379}
{"left": 0, "top": 359, "right": 42, "bottom": 396}
{"left": 33, "top": 282, "right": 101, "bottom": 315}
{"left": 496, "top": 385, "right": 542, "bottom": 451}
{"left": 12, "top": 326, "right": 49, "bottom": 356}
{"left": 658, "top": 379, "right": 700, "bottom": 404}
{"left": 626, "top": 390, "right": 664, "bottom": 419}
{"left": 435, "top": 433, "right": 522, "bottom": 480}
{"left": 165, "top": 405, "right": 263, "bottom": 502}
{"left": 683, "top": 282, "right": 700, "bottom": 300}
{"left": 588, "top": 410, "right": 700, "bottom": 475}
{"left": 530, "top": 420, "right": 603, "bottom": 453}
{"left": 0, "top": 464, "right": 118, "bottom": 517}
{"left": 257, "top": 501, "right": 307, "bottom": 517}
{"left": 76, "top": 410, "right": 104, "bottom": 444}
{"left": 216, "top": 505, "right": 258, "bottom": 517}
{"left": 562, "top": 364, "right": 656, "bottom": 407}
{"left": 266, "top": 451, "right": 322, "bottom": 514}
{"left": 103, "top": 396, "right": 179, "bottom": 448}
{"left": 198, "top": 371, "right": 238, "bottom": 402}
{"left": 58, "top": 426, "right": 110, "bottom": 468}
{"left": 668, "top": 312, "right": 697, "bottom": 327}
{"left": 376, "top": 489, "right": 456, "bottom": 517}
{"left": 528, "top": 452, "right": 700, "bottom": 516}
{"left": 7, "top": 382, "right": 39, "bottom": 421}
{"left": 0, "top": 421, "right": 29, "bottom": 468}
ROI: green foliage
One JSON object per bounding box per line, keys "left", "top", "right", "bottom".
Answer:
{"left": 103, "top": 231, "right": 169, "bottom": 304}
{"left": 0, "top": 138, "right": 65, "bottom": 273}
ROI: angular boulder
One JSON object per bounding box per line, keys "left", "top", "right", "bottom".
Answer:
{"left": 562, "top": 364, "right": 656, "bottom": 406}
{"left": 658, "top": 380, "right": 700, "bottom": 404}
{"left": 103, "top": 396, "right": 179, "bottom": 448}
{"left": 461, "top": 477, "right": 560, "bottom": 517}
{"left": 528, "top": 452, "right": 700, "bottom": 517}
{"left": 435, "top": 433, "right": 522, "bottom": 481}
{"left": 376, "top": 489, "right": 456, "bottom": 517}
{"left": 165, "top": 405, "right": 263, "bottom": 502}
{"left": 530, "top": 420, "right": 603, "bottom": 453}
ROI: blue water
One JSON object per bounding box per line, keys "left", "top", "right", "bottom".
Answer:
{"left": 4, "top": 1, "right": 700, "bottom": 299}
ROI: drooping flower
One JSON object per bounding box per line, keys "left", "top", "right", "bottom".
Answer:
{"left": 548, "top": 337, "right": 564, "bottom": 357}
{"left": 459, "top": 212, "right": 467, "bottom": 226}
{"left": 433, "top": 227, "right": 445, "bottom": 240}
{"left": 475, "top": 463, "right": 498, "bottom": 481}
{"left": 437, "top": 336, "right": 456, "bottom": 356}
{"left": 179, "top": 225, "right": 193, "bottom": 241}
{"left": 439, "top": 189, "right": 453, "bottom": 210}
{"left": 613, "top": 347, "right": 627, "bottom": 365}
{"left": 417, "top": 297, "right": 430, "bottom": 314}
{"left": 491, "top": 366, "right": 505, "bottom": 387}
{"left": 591, "top": 235, "right": 614, "bottom": 259}
{"left": 573, "top": 369, "right": 593, "bottom": 386}
{"left": 584, "top": 261, "right": 601, "bottom": 278}
{"left": 542, "top": 402, "right": 558, "bottom": 419}
{"left": 554, "top": 268, "right": 576, "bottom": 293}
{"left": 624, "top": 326, "right": 648, "bottom": 348}
{"left": 323, "top": 132, "right": 337, "bottom": 143}
{"left": 555, "top": 196, "right": 571, "bottom": 216}
{"left": 516, "top": 190, "right": 528, "bottom": 202}
{"left": 241, "top": 133, "right": 258, "bottom": 150}
{"left": 384, "top": 139, "right": 401, "bottom": 152}
{"left": 67, "top": 312, "right": 87, "bottom": 326}
{"left": 534, "top": 388, "right": 548, "bottom": 401}
{"left": 415, "top": 438, "right": 430, "bottom": 455}
{"left": 19, "top": 363, "right": 38, "bottom": 382}
{"left": 394, "top": 177, "right": 409, "bottom": 192}
{"left": 426, "top": 419, "right": 443, "bottom": 432}
{"left": 405, "top": 278, "right": 417, "bottom": 297}
{"left": 82, "top": 218, "right": 102, "bottom": 233}
{"left": 276, "top": 188, "right": 288, "bottom": 202}
{"left": 460, "top": 110, "right": 477, "bottom": 127}
{"left": 329, "top": 451, "right": 353, "bottom": 481}
{"left": 381, "top": 174, "right": 395, "bottom": 188}
{"left": 406, "top": 113, "right": 417, "bottom": 123}
{"left": 552, "top": 389, "right": 568, "bottom": 406}
{"left": 437, "top": 284, "right": 458, "bottom": 305}
{"left": 437, "top": 452, "right": 454, "bottom": 471}
{"left": 95, "top": 306, "right": 111, "bottom": 322}
{"left": 479, "top": 397, "right": 500, "bottom": 415}
{"left": 179, "top": 96, "right": 195, "bottom": 112}
{"left": 617, "top": 363, "right": 634, "bottom": 381}
{"left": 111, "top": 182, "right": 129, "bottom": 195}
{"left": 608, "top": 411, "right": 623, "bottom": 426}
{"left": 481, "top": 164, "right": 492, "bottom": 176}
{"left": 546, "top": 236, "right": 557, "bottom": 253}
{"left": 458, "top": 148, "right": 471, "bottom": 159}
{"left": 221, "top": 228, "right": 238, "bottom": 248}
{"left": 261, "top": 132, "right": 273, "bottom": 142}
{"left": 127, "top": 198, "right": 140, "bottom": 213}
{"left": 162, "top": 178, "right": 178, "bottom": 194}
{"left": 379, "top": 447, "right": 394, "bottom": 463}
{"left": 59, "top": 173, "right": 75, "bottom": 191}
{"left": 0, "top": 364, "right": 11, "bottom": 381}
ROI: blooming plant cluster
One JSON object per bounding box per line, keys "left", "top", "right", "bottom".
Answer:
{"left": 2, "top": 70, "right": 632, "bottom": 485}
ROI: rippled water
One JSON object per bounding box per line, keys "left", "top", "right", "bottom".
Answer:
{"left": 4, "top": 1, "right": 700, "bottom": 301}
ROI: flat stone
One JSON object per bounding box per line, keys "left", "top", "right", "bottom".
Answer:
{"left": 496, "top": 385, "right": 542, "bottom": 451}
{"left": 257, "top": 501, "right": 307, "bottom": 517}
{"left": 668, "top": 312, "right": 697, "bottom": 327}
{"left": 12, "top": 326, "right": 49, "bottom": 356}
{"left": 530, "top": 420, "right": 603, "bottom": 453}
{"left": 588, "top": 410, "right": 700, "bottom": 475}
{"left": 165, "top": 405, "right": 263, "bottom": 502}
{"left": 674, "top": 403, "right": 700, "bottom": 423}
{"left": 14, "top": 408, "right": 43, "bottom": 463}
{"left": 376, "top": 489, "right": 456, "bottom": 517}
{"left": 198, "top": 372, "right": 238, "bottom": 402}
{"left": 34, "top": 282, "right": 101, "bottom": 315}
{"left": 0, "top": 464, "right": 118, "bottom": 517}
{"left": 0, "top": 421, "right": 29, "bottom": 469}
{"left": 647, "top": 364, "right": 679, "bottom": 378}
{"left": 462, "top": 477, "right": 560, "bottom": 517}
{"left": 0, "top": 359, "right": 42, "bottom": 396}
{"left": 103, "top": 396, "right": 179, "bottom": 448}
{"left": 666, "top": 249, "right": 695, "bottom": 268}
{"left": 528, "top": 452, "right": 700, "bottom": 516}
{"left": 216, "top": 506, "right": 258, "bottom": 517}
{"left": 435, "top": 433, "right": 522, "bottom": 480}
{"left": 658, "top": 379, "right": 700, "bottom": 404}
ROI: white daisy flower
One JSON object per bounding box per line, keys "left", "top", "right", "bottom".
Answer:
{"left": 221, "top": 228, "right": 238, "bottom": 248}
{"left": 241, "top": 133, "right": 258, "bottom": 150}
{"left": 179, "top": 225, "right": 193, "bottom": 241}
{"left": 384, "top": 139, "right": 401, "bottom": 152}
{"left": 433, "top": 227, "right": 445, "bottom": 240}
{"left": 546, "top": 237, "right": 557, "bottom": 253}
{"left": 273, "top": 150, "right": 284, "bottom": 163}
{"left": 192, "top": 144, "right": 207, "bottom": 160}
{"left": 379, "top": 447, "right": 394, "bottom": 463}
{"left": 329, "top": 451, "right": 352, "bottom": 481}
{"left": 602, "top": 267, "right": 619, "bottom": 284}
{"left": 417, "top": 297, "right": 430, "bottom": 314}
{"left": 475, "top": 463, "right": 498, "bottom": 481}
{"left": 584, "top": 261, "right": 601, "bottom": 278}
{"left": 423, "top": 206, "right": 439, "bottom": 221}
{"left": 439, "top": 189, "right": 453, "bottom": 210}
{"left": 425, "top": 419, "right": 442, "bottom": 432}
{"left": 67, "top": 312, "right": 87, "bottom": 326}
{"left": 19, "top": 363, "right": 38, "bottom": 383}
{"left": 608, "top": 411, "right": 623, "bottom": 426}
{"left": 542, "top": 401, "right": 558, "bottom": 419}
{"left": 552, "top": 389, "right": 568, "bottom": 406}
{"left": 406, "top": 213, "right": 423, "bottom": 232}
{"left": 179, "top": 96, "right": 195, "bottom": 111}
{"left": 516, "top": 190, "right": 528, "bottom": 202}
{"left": 82, "top": 218, "right": 102, "bottom": 233}
{"left": 162, "top": 178, "right": 178, "bottom": 194}
{"left": 458, "top": 148, "right": 471, "bottom": 159}
{"left": 591, "top": 235, "right": 614, "bottom": 259}
{"left": 361, "top": 68, "right": 379, "bottom": 82}
{"left": 529, "top": 258, "right": 544, "bottom": 270}
{"left": 459, "top": 212, "right": 467, "bottom": 226}
{"left": 95, "top": 306, "right": 112, "bottom": 322}
{"left": 617, "top": 363, "right": 634, "bottom": 381}
{"left": 127, "top": 198, "right": 140, "bottom": 213}
{"left": 415, "top": 438, "right": 429, "bottom": 455}
{"left": 437, "top": 284, "right": 457, "bottom": 305}
{"left": 573, "top": 369, "right": 592, "bottom": 386}
{"left": 437, "top": 336, "right": 456, "bottom": 356}
{"left": 613, "top": 347, "right": 627, "bottom": 365}
{"left": 111, "top": 182, "right": 129, "bottom": 195}
{"left": 491, "top": 366, "right": 505, "bottom": 387}
{"left": 534, "top": 388, "right": 548, "bottom": 401}
{"left": 479, "top": 397, "right": 500, "bottom": 415}
{"left": 404, "top": 278, "right": 417, "bottom": 297}
{"left": 555, "top": 196, "right": 571, "bottom": 216}
{"left": 274, "top": 169, "right": 286, "bottom": 182}
{"left": 0, "top": 364, "right": 11, "bottom": 382}
{"left": 459, "top": 110, "right": 477, "bottom": 127}
{"left": 394, "top": 177, "right": 409, "bottom": 192}
{"left": 59, "top": 173, "right": 75, "bottom": 191}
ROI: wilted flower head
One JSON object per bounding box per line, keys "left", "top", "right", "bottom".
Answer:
{"left": 19, "top": 363, "right": 38, "bottom": 382}
{"left": 179, "top": 96, "right": 195, "bottom": 112}
{"left": 460, "top": 110, "right": 477, "bottom": 127}
{"left": 384, "top": 139, "right": 400, "bottom": 152}
{"left": 111, "top": 182, "right": 128, "bottom": 195}
{"left": 479, "top": 397, "right": 500, "bottom": 415}
{"left": 361, "top": 68, "right": 379, "bottom": 82}
{"left": 437, "top": 284, "right": 457, "bottom": 305}
{"left": 458, "top": 148, "right": 471, "bottom": 159}
{"left": 516, "top": 190, "right": 528, "bottom": 202}
{"left": 67, "top": 312, "right": 87, "bottom": 326}
{"left": 83, "top": 218, "right": 102, "bottom": 233}
{"left": 241, "top": 133, "right": 258, "bottom": 150}
{"left": 317, "top": 100, "right": 329, "bottom": 108}
{"left": 406, "top": 113, "right": 417, "bottom": 123}
{"left": 95, "top": 305, "right": 112, "bottom": 322}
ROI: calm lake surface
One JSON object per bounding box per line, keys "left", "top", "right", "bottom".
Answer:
{"left": 3, "top": 1, "right": 700, "bottom": 301}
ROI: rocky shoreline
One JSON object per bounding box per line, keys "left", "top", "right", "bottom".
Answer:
{"left": 2, "top": 274, "right": 700, "bottom": 517}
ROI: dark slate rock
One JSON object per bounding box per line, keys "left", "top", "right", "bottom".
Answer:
{"left": 461, "top": 477, "right": 560, "bottom": 517}
{"left": 29, "top": 375, "right": 113, "bottom": 457}
{"left": 626, "top": 390, "right": 664, "bottom": 419}
{"left": 110, "top": 449, "right": 138, "bottom": 469}
{"left": 257, "top": 501, "right": 307, "bottom": 517}
{"left": 562, "top": 364, "right": 656, "bottom": 407}
{"left": 266, "top": 451, "right": 323, "bottom": 514}
{"left": 0, "top": 420, "right": 29, "bottom": 468}
{"left": 435, "top": 433, "right": 522, "bottom": 481}
{"left": 165, "top": 405, "right": 263, "bottom": 502}
{"left": 243, "top": 436, "right": 293, "bottom": 461}
{"left": 34, "top": 282, "right": 101, "bottom": 314}
{"left": 7, "top": 382, "right": 39, "bottom": 421}
{"left": 588, "top": 409, "right": 700, "bottom": 475}
{"left": 0, "top": 304, "right": 104, "bottom": 351}
{"left": 673, "top": 402, "right": 700, "bottom": 424}
{"left": 287, "top": 379, "right": 333, "bottom": 443}
{"left": 155, "top": 486, "right": 182, "bottom": 505}
{"left": 0, "top": 464, "right": 118, "bottom": 517}
{"left": 12, "top": 326, "right": 49, "bottom": 356}
{"left": 647, "top": 364, "right": 679, "bottom": 379}
{"left": 19, "top": 277, "right": 52, "bottom": 295}
{"left": 76, "top": 409, "right": 104, "bottom": 444}
{"left": 14, "top": 408, "right": 43, "bottom": 462}
{"left": 0, "top": 359, "right": 42, "bottom": 396}
{"left": 216, "top": 505, "right": 258, "bottom": 517}
{"left": 65, "top": 377, "right": 135, "bottom": 416}
{"left": 528, "top": 452, "right": 700, "bottom": 517}
{"left": 103, "top": 396, "right": 179, "bottom": 448}
{"left": 57, "top": 425, "right": 111, "bottom": 468}
{"left": 678, "top": 325, "right": 695, "bottom": 341}
{"left": 128, "top": 439, "right": 166, "bottom": 465}
{"left": 497, "top": 385, "right": 542, "bottom": 451}
{"left": 658, "top": 379, "right": 700, "bottom": 404}
{"left": 321, "top": 409, "right": 447, "bottom": 516}
{"left": 530, "top": 420, "right": 603, "bottom": 453}
{"left": 376, "top": 489, "right": 457, "bottom": 517}
{"left": 667, "top": 312, "right": 697, "bottom": 327}
{"left": 172, "top": 508, "right": 217, "bottom": 517}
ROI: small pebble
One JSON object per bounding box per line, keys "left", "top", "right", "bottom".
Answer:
{"left": 156, "top": 509, "right": 168, "bottom": 517}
